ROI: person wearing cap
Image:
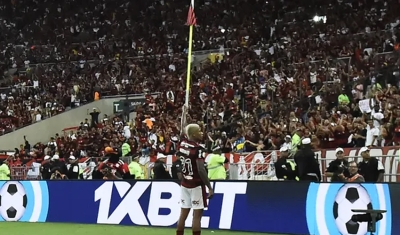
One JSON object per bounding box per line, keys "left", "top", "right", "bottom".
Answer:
{"left": 51, "top": 154, "right": 68, "bottom": 176}
{"left": 357, "top": 147, "right": 385, "bottom": 182}
{"left": 281, "top": 135, "right": 292, "bottom": 151}
{"left": 153, "top": 154, "right": 171, "bottom": 180}
{"left": 40, "top": 155, "right": 52, "bottom": 180}
{"left": 294, "top": 138, "right": 321, "bottom": 182}
{"left": 128, "top": 154, "right": 144, "bottom": 179}
{"left": 206, "top": 146, "right": 228, "bottom": 180}
{"left": 67, "top": 156, "right": 80, "bottom": 179}
{"left": 326, "top": 148, "right": 349, "bottom": 182}
{"left": 275, "top": 146, "right": 298, "bottom": 181}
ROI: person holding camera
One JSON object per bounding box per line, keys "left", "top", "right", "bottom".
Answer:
{"left": 338, "top": 161, "right": 365, "bottom": 182}
{"left": 100, "top": 165, "right": 122, "bottom": 180}
{"left": 325, "top": 148, "right": 350, "bottom": 182}
{"left": 50, "top": 167, "right": 68, "bottom": 180}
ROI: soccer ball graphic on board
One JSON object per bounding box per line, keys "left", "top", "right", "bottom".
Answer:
{"left": 0, "top": 181, "right": 28, "bottom": 221}
{"left": 333, "top": 184, "right": 372, "bottom": 235}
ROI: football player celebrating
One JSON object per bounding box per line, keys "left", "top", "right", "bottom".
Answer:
{"left": 176, "top": 124, "right": 214, "bottom": 235}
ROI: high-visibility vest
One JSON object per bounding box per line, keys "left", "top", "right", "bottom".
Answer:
{"left": 284, "top": 160, "right": 299, "bottom": 181}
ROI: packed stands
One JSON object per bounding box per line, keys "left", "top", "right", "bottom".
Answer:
{"left": 1, "top": 0, "right": 400, "bottom": 181}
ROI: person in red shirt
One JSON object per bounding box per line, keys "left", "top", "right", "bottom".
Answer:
{"left": 176, "top": 123, "right": 213, "bottom": 235}
{"left": 97, "top": 147, "right": 130, "bottom": 179}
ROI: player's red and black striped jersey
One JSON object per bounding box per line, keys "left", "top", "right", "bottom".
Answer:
{"left": 178, "top": 140, "right": 206, "bottom": 188}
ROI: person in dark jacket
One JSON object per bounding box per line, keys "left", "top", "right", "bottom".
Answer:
{"left": 294, "top": 138, "right": 321, "bottom": 182}
{"left": 51, "top": 154, "right": 68, "bottom": 175}
{"left": 67, "top": 156, "right": 80, "bottom": 179}
{"left": 357, "top": 147, "right": 385, "bottom": 182}
{"left": 170, "top": 157, "right": 182, "bottom": 180}
{"left": 153, "top": 155, "right": 172, "bottom": 179}
{"left": 40, "top": 155, "right": 52, "bottom": 180}
{"left": 275, "top": 146, "right": 298, "bottom": 181}
{"left": 326, "top": 147, "right": 349, "bottom": 182}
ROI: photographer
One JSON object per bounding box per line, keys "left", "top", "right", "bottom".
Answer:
{"left": 325, "top": 148, "right": 349, "bottom": 182}
{"left": 99, "top": 165, "right": 122, "bottom": 180}
{"left": 50, "top": 167, "right": 68, "bottom": 180}
{"left": 339, "top": 161, "right": 365, "bottom": 182}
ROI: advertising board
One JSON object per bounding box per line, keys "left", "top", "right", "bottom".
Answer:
{"left": 0, "top": 180, "right": 398, "bottom": 235}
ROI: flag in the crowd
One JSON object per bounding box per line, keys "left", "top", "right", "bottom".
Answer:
{"left": 186, "top": 0, "right": 196, "bottom": 26}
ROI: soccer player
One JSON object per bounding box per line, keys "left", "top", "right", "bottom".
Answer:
{"left": 176, "top": 124, "right": 214, "bottom": 235}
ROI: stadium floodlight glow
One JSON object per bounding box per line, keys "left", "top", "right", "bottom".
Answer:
{"left": 351, "top": 209, "right": 386, "bottom": 235}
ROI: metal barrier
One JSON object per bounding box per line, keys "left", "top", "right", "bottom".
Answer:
{"left": 6, "top": 151, "right": 400, "bottom": 182}
{"left": 228, "top": 153, "right": 399, "bottom": 182}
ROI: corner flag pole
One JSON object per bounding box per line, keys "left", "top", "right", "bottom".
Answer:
{"left": 181, "top": 0, "right": 196, "bottom": 134}
{"left": 184, "top": 0, "right": 196, "bottom": 107}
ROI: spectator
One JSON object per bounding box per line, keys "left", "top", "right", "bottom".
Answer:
{"left": 89, "top": 108, "right": 101, "bottom": 127}
{"left": 338, "top": 161, "right": 365, "bottom": 183}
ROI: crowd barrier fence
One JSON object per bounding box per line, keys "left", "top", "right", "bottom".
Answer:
{"left": 5, "top": 146, "right": 400, "bottom": 181}
{"left": 0, "top": 180, "right": 397, "bottom": 235}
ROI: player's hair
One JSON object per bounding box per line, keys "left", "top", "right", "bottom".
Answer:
{"left": 185, "top": 123, "right": 200, "bottom": 138}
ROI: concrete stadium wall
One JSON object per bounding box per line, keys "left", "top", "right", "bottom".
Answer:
{"left": 0, "top": 95, "right": 152, "bottom": 150}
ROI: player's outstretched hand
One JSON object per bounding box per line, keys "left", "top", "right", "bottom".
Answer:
{"left": 208, "top": 188, "right": 214, "bottom": 199}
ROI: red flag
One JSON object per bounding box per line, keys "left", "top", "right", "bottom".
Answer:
{"left": 186, "top": 2, "right": 196, "bottom": 26}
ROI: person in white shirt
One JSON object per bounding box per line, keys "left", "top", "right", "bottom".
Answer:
{"left": 365, "top": 120, "right": 380, "bottom": 147}
{"left": 35, "top": 110, "right": 42, "bottom": 122}
{"left": 281, "top": 135, "right": 292, "bottom": 150}
{"left": 123, "top": 123, "right": 131, "bottom": 139}
{"left": 370, "top": 104, "right": 384, "bottom": 128}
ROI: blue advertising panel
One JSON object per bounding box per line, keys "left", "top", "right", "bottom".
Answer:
{"left": 0, "top": 180, "right": 397, "bottom": 235}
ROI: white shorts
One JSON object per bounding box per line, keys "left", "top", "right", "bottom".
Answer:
{"left": 180, "top": 185, "right": 207, "bottom": 210}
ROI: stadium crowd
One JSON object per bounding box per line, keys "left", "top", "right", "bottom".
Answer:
{"left": 1, "top": 0, "right": 400, "bottom": 180}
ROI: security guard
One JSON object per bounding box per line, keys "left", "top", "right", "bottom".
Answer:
{"left": 275, "top": 146, "right": 299, "bottom": 181}
{"left": 67, "top": 156, "right": 80, "bottom": 179}
{"left": 153, "top": 155, "right": 171, "bottom": 179}
{"left": 326, "top": 148, "right": 349, "bottom": 182}
{"left": 207, "top": 146, "right": 228, "bottom": 180}
{"left": 40, "top": 155, "right": 52, "bottom": 180}
{"left": 294, "top": 138, "right": 321, "bottom": 182}
{"left": 128, "top": 154, "right": 144, "bottom": 179}
{"left": 0, "top": 159, "right": 10, "bottom": 180}
{"left": 357, "top": 147, "right": 385, "bottom": 182}
{"left": 170, "top": 157, "right": 182, "bottom": 180}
